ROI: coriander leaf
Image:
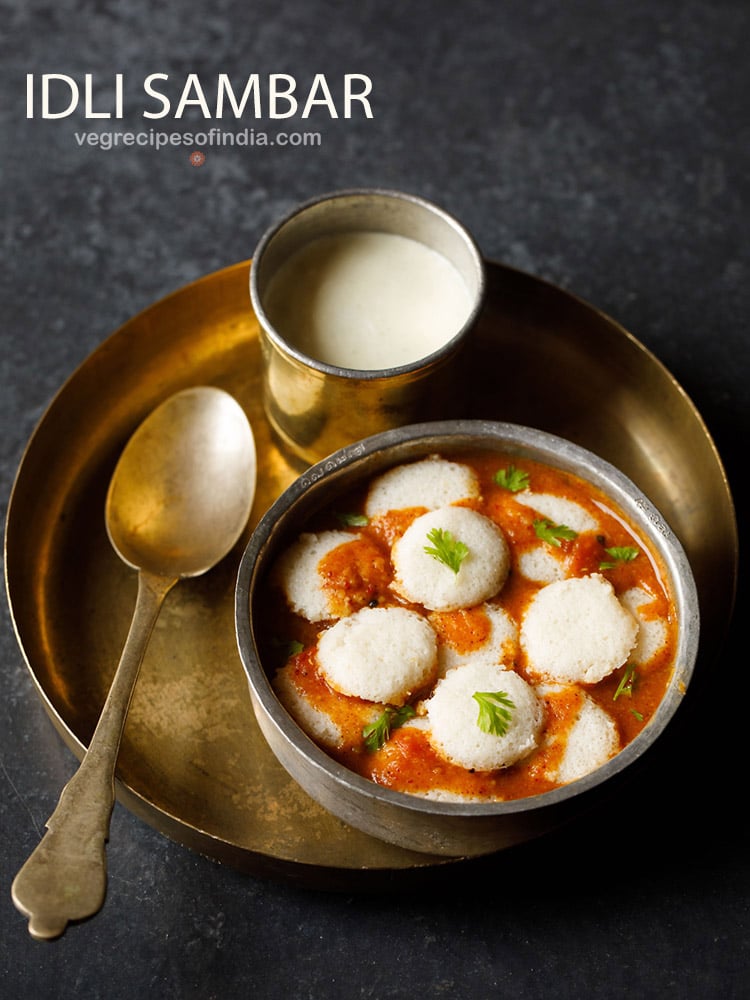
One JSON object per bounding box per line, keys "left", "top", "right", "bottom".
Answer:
{"left": 362, "top": 705, "right": 416, "bottom": 751}
{"left": 271, "top": 637, "right": 304, "bottom": 660}
{"left": 473, "top": 691, "right": 515, "bottom": 736}
{"left": 494, "top": 465, "right": 530, "bottom": 493}
{"left": 613, "top": 664, "right": 637, "bottom": 700}
{"left": 533, "top": 518, "right": 578, "bottom": 547}
{"left": 424, "top": 527, "right": 470, "bottom": 574}
{"left": 599, "top": 545, "right": 640, "bottom": 570}
{"left": 607, "top": 546, "right": 639, "bottom": 561}
{"left": 336, "top": 512, "right": 369, "bottom": 527}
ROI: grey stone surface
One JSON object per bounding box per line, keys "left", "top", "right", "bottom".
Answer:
{"left": 1, "top": 1, "right": 747, "bottom": 997}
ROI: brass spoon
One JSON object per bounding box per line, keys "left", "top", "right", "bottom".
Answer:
{"left": 12, "top": 386, "right": 257, "bottom": 940}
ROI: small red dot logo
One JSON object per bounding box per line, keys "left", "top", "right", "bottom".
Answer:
{"left": 189, "top": 150, "right": 206, "bottom": 167}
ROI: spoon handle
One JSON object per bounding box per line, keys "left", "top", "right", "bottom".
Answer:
{"left": 11, "top": 572, "right": 176, "bottom": 941}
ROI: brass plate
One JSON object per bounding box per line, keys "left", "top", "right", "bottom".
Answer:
{"left": 5, "top": 260, "right": 738, "bottom": 884}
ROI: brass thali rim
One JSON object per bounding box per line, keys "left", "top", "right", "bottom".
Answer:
{"left": 4, "top": 258, "right": 738, "bottom": 882}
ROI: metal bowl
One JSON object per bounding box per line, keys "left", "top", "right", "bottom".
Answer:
{"left": 234, "top": 420, "right": 700, "bottom": 857}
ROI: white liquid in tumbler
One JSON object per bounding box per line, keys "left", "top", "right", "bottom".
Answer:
{"left": 263, "top": 231, "right": 474, "bottom": 370}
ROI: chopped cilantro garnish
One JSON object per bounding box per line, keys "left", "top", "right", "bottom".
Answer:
{"left": 613, "top": 664, "right": 637, "bottom": 700}
{"left": 271, "top": 637, "right": 304, "bottom": 661}
{"left": 599, "top": 545, "right": 640, "bottom": 570}
{"left": 424, "top": 527, "right": 470, "bottom": 574}
{"left": 494, "top": 465, "right": 530, "bottom": 493}
{"left": 336, "top": 512, "right": 369, "bottom": 527}
{"left": 533, "top": 518, "right": 578, "bottom": 547}
{"left": 362, "top": 705, "right": 416, "bottom": 751}
{"left": 473, "top": 691, "right": 515, "bottom": 736}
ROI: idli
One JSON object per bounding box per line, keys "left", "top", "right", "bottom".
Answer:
{"left": 517, "top": 545, "right": 567, "bottom": 584}
{"left": 426, "top": 662, "right": 543, "bottom": 771}
{"left": 365, "top": 456, "right": 480, "bottom": 516}
{"left": 540, "top": 687, "right": 620, "bottom": 783}
{"left": 272, "top": 530, "right": 355, "bottom": 621}
{"left": 392, "top": 506, "right": 510, "bottom": 611}
{"left": 273, "top": 530, "right": 389, "bottom": 622}
{"left": 521, "top": 574, "right": 638, "bottom": 684}
{"left": 273, "top": 664, "right": 343, "bottom": 749}
{"left": 317, "top": 605, "right": 438, "bottom": 704}
{"left": 620, "top": 587, "right": 669, "bottom": 665}
{"left": 431, "top": 603, "right": 518, "bottom": 674}
{"left": 514, "top": 492, "right": 599, "bottom": 533}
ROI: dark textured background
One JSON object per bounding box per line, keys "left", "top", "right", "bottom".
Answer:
{"left": 2, "top": 1, "right": 747, "bottom": 997}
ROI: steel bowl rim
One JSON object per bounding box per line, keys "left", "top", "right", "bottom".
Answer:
{"left": 235, "top": 419, "right": 700, "bottom": 821}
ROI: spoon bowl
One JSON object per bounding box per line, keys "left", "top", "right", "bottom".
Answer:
{"left": 106, "top": 386, "right": 257, "bottom": 577}
{"left": 12, "top": 386, "right": 256, "bottom": 940}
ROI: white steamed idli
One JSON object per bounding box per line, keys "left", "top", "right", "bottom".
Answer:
{"left": 273, "top": 664, "right": 343, "bottom": 749}
{"left": 426, "top": 662, "right": 543, "bottom": 771}
{"left": 364, "top": 456, "right": 480, "bottom": 517}
{"left": 521, "top": 574, "right": 638, "bottom": 684}
{"left": 539, "top": 686, "right": 620, "bottom": 783}
{"left": 514, "top": 492, "right": 599, "bottom": 533}
{"left": 316, "top": 605, "right": 438, "bottom": 704}
{"left": 517, "top": 545, "right": 567, "bottom": 584}
{"left": 272, "top": 530, "right": 356, "bottom": 622}
{"left": 620, "top": 587, "right": 668, "bottom": 665}
{"left": 417, "top": 788, "right": 485, "bottom": 803}
{"left": 392, "top": 506, "right": 510, "bottom": 611}
{"left": 434, "top": 603, "right": 518, "bottom": 675}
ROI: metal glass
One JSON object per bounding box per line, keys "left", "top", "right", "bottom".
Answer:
{"left": 250, "top": 189, "right": 486, "bottom": 464}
